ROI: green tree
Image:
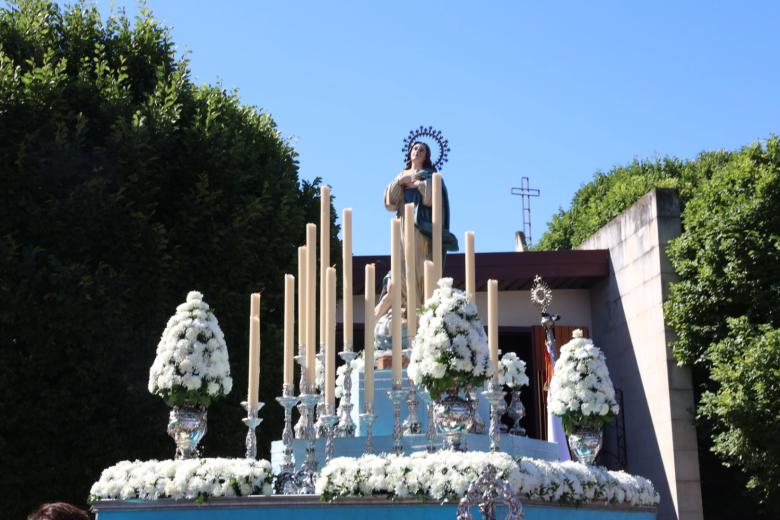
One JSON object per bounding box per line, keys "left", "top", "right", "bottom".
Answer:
{"left": 0, "top": 1, "right": 339, "bottom": 517}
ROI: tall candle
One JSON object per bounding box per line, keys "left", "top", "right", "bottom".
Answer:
{"left": 364, "top": 263, "right": 376, "bottom": 407}
{"left": 325, "top": 266, "right": 337, "bottom": 410}
{"left": 306, "top": 223, "right": 317, "bottom": 388}
{"left": 297, "top": 246, "right": 307, "bottom": 358}
{"left": 248, "top": 293, "right": 261, "bottom": 409}
{"left": 319, "top": 185, "right": 330, "bottom": 354}
{"left": 424, "top": 260, "right": 435, "bottom": 302}
{"left": 465, "top": 231, "right": 475, "bottom": 301}
{"left": 432, "top": 173, "right": 442, "bottom": 283}
{"left": 391, "top": 217, "right": 402, "bottom": 386}
{"left": 283, "top": 274, "right": 295, "bottom": 386}
{"left": 342, "top": 208, "right": 353, "bottom": 351}
{"left": 487, "top": 279, "right": 499, "bottom": 381}
{"left": 404, "top": 202, "right": 417, "bottom": 339}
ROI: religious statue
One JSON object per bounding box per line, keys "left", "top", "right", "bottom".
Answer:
{"left": 374, "top": 127, "right": 459, "bottom": 349}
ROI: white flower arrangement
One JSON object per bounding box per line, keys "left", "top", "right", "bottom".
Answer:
{"left": 498, "top": 352, "right": 530, "bottom": 389}
{"left": 148, "top": 291, "right": 233, "bottom": 408}
{"left": 408, "top": 278, "right": 494, "bottom": 398}
{"left": 316, "top": 451, "right": 659, "bottom": 507}
{"left": 89, "top": 457, "right": 273, "bottom": 503}
{"left": 548, "top": 329, "right": 619, "bottom": 431}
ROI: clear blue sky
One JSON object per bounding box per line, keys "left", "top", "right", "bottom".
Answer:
{"left": 88, "top": 0, "right": 778, "bottom": 254}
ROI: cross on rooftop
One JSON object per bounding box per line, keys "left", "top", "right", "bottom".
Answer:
{"left": 510, "top": 177, "right": 540, "bottom": 247}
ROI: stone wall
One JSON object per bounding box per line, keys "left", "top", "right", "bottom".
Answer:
{"left": 578, "top": 188, "right": 702, "bottom": 520}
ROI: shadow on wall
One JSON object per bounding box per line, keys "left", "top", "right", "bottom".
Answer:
{"left": 590, "top": 259, "right": 674, "bottom": 519}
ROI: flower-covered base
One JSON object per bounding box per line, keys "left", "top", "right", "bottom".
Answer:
{"left": 89, "top": 458, "right": 273, "bottom": 502}
{"left": 317, "top": 451, "right": 659, "bottom": 507}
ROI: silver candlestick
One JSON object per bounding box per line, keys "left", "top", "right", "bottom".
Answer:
{"left": 275, "top": 384, "right": 299, "bottom": 482}
{"left": 402, "top": 347, "right": 422, "bottom": 435}
{"left": 294, "top": 389, "right": 319, "bottom": 494}
{"left": 241, "top": 400, "right": 264, "bottom": 459}
{"left": 420, "top": 389, "right": 437, "bottom": 452}
{"left": 482, "top": 380, "right": 505, "bottom": 453}
{"left": 314, "top": 351, "right": 326, "bottom": 437}
{"left": 336, "top": 349, "right": 357, "bottom": 437}
{"left": 359, "top": 403, "right": 377, "bottom": 454}
{"left": 388, "top": 383, "right": 406, "bottom": 455}
{"left": 321, "top": 409, "right": 339, "bottom": 463}
{"left": 293, "top": 350, "right": 309, "bottom": 439}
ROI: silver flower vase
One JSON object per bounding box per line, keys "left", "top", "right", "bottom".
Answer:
{"left": 568, "top": 426, "right": 603, "bottom": 465}
{"left": 167, "top": 405, "right": 207, "bottom": 459}
{"left": 433, "top": 389, "right": 474, "bottom": 451}
{"left": 507, "top": 390, "right": 526, "bottom": 436}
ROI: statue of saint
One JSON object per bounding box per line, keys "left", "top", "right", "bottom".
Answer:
{"left": 374, "top": 141, "right": 458, "bottom": 346}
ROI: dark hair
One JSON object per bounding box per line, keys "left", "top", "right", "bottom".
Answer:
{"left": 405, "top": 141, "right": 434, "bottom": 170}
{"left": 28, "top": 503, "right": 90, "bottom": 520}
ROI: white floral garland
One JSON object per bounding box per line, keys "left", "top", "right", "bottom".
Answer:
{"left": 498, "top": 352, "right": 529, "bottom": 389}
{"left": 408, "top": 278, "right": 494, "bottom": 398}
{"left": 548, "top": 329, "right": 619, "bottom": 431}
{"left": 89, "top": 458, "right": 273, "bottom": 503}
{"left": 316, "top": 451, "right": 659, "bottom": 507}
{"left": 148, "top": 291, "right": 233, "bottom": 407}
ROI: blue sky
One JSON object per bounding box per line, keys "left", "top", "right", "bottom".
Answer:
{"left": 87, "top": 0, "right": 778, "bottom": 254}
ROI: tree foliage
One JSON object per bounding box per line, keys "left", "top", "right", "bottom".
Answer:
{"left": 0, "top": 1, "right": 338, "bottom": 517}
{"left": 537, "top": 137, "right": 780, "bottom": 513}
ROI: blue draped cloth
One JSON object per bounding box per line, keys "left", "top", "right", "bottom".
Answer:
{"left": 403, "top": 168, "right": 459, "bottom": 252}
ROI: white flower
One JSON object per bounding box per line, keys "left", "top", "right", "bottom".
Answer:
{"left": 148, "top": 291, "right": 232, "bottom": 407}
{"left": 89, "top": 458, "right": 273, "bottom": 502}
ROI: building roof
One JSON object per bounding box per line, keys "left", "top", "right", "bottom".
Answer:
{"left": 352, "top": 250, "right": 610, "bottom": 293}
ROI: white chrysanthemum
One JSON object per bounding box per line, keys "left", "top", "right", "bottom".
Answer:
{"left": 498, "top": 352, "right": 530, "bottom": 389}
{"left": 89, "top": 458, "right": 273, "bottom": 502}
{"left": 315, "top": 452, "right": 658, "bottom": 506}
{"left": 148, "top": 291, "right": 232, "bottom": 407}
{"left": 548, "top": 331, "right": 619, "bottom": 430}
{"left": 408, "top": 278, "right": 493, "bottom": 397}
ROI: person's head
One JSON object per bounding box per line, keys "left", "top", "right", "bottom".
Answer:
{"left": 405, "top": 141, "right": 434, "bottom": 170}
{"left": 28, "top": 502, "right": 90, "bottom": 520}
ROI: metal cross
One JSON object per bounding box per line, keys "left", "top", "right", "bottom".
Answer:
{"left": 510, "top": 177, "right": 540, "bottom": 247}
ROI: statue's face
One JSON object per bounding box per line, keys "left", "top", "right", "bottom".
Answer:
{"left": 410, "top": 142, "right": 428, "bottom": 164}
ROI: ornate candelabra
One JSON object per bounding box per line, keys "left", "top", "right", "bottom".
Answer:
{"left": 388, "top": 383, "right": 406, "bottom": 455}
{"left": 481, "top": 380, "right": 505, "bottom": 453}
{"left": 321, "top": 408, "right": 339, "bottom": 463}
{"left": 274, "top": 383, "right": 299, "bottom": 493}
{"left": 336, "top": 349, "right": 357, "bottom": 437}
{"left": 293, "top": 350, "right": 310, "bottom": 439}
{"left": 241, "top": 400, "right": 264, "bottom": 459}
{"left": 359, "top": 403, "right": 377, "bottom": 454}
{"left": 294, "top": 388, "right": 320, "bottom": 494}
{"left": 469, "top": 388, "right": 486, "bottom": 434}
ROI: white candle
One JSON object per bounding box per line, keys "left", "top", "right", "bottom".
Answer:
{"left": 342, "top": 208, "right": 353, "bottom": 351}
{"left": 465, "top": 231, "right": 475, "bottom": 301}
{"left": 487, "top": 279, "right": 499, "bottom": 381}
{"left": 297, "top": 246, "right": 307, "bottom": 359}
{"left": 319, "top": 185, "right": 330, "bottom": 354}
{"left": 325, "top": 266, "right": 337, "bottom": 410}
{"left": 404, "top": 202, "right": 417, "bottom": 339}
{"left": 424, "top": 260, "right": 435, "bottom": 302}
{"left": 306, "top": 223, "right": 317, "bottom": 388}
{"left": 284, "top": 274, "right": 295, "bottom": 386}
{"left": 391, "top": 217, "right": 403, "bottom": 386}
{"left": 364, "top": 263, "right": 375, "bottom": 408}
{"left": 248, "top": 293, "right": 261, "bottom": 409}
{"left": 432, "top": 173, "right": 442, "bottom": 283}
